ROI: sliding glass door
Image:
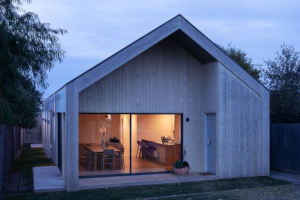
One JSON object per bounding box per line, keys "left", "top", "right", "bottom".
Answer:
{"left": 78, "top": 113, "right": 182, "bottom": 177}
{"left": 79, "top": 114, "right": 130, "bottom": 176}
{"left": 131, "top": 114, "right": 181, "bottom": 173}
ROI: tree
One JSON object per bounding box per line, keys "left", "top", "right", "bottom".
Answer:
{"left": 262, "top": 44, "right": 300, "bottom": 123}
{"left": 218, "top": 44, "right": 261, "bottom": 80}
{"left": 0, "top": 0, "right": 66, "bottom": 128}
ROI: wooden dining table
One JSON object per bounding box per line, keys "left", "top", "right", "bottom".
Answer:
{"left": 85, "top": 146, "right": 121, "bottom": 170}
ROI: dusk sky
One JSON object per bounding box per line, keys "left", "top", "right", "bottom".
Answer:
{"left": 23, "top": 0, "right": 300, "bottom": 98}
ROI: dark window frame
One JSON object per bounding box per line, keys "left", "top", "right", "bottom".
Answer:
{"left": 78, "top": 113, "right": 183, "bottom": 179}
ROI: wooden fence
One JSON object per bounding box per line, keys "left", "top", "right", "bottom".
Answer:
{"left": 23, "top": 116, "right": 42, "bottom": 144}
{"left": 0, "top": 125, "right": 24, "bottom": 196}
{"left": 270, "top": 123, "right": 300, "bottom": 173}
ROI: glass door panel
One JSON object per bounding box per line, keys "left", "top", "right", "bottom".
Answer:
{"left": 131, "top": 114, "right": 182, "bottom": 173}
{"left": 79, "top": 114, "right": 130, "bottom": 176}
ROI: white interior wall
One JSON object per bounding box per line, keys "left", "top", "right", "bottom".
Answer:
{"left": 136, "top": 114, "right": 173, "bottom": 142}
{"left": 79, "top": 114, "right": 121, "bottom": 144}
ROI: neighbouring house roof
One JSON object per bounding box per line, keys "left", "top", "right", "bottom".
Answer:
{"left": 46, "top": 14, "right": 268, "bottom": 101}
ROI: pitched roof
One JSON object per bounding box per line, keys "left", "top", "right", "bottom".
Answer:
{"left": 47, "top": 14, "right": 267, "bottom": 100}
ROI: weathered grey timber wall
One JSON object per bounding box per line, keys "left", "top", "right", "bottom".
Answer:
{"left": 217, "top": 63, "right": 265, "bottom": 178}
{"left": 79, "top": 38, "right": 208, "bottom": 173}
{"left": 270, "top": 123, "right": 300, "bottom": 173}
{"left": 0, "top": 125, "right": 23, "bottom": 195}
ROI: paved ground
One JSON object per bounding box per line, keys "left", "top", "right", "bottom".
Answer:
{"left": 79, "top": 172, "right": 217, "bottom": 190}
{"left": 3, "top": 171, "right": 32, "bottom": 195}
{"left": 30, "top": 144, "right": 43, "bottom": 148}
{"left": 2, "top": 144, "right": 53, "bottom": 196}
{"left": 270, "top": 170, "right": 300, "bottom": 184}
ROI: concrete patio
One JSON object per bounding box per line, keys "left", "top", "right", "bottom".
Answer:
{"left": 79, "top": 173, "right": 217, "bottom": 190}
{"left": 33, "top": 166, "right": 217, "bottom": 192}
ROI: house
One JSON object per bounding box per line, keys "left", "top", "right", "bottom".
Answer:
{"left": 42, "top": 15, "right": 270, "bottom": 191}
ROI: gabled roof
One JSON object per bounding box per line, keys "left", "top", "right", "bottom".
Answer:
{"left": 47, "top": 14, "right": 267, "bottom": 101}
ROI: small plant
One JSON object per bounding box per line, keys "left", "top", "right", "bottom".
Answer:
{"left": 173, "top": 160, "right": 189, "bottom": 169}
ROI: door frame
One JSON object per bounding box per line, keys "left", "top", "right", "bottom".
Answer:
{"left": 56, "top": 112, "right": 63, "bottom": 172}
{"left": 204, "top": 113, "right": 217, "bottom": 174}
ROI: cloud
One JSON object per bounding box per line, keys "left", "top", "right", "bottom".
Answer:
{"left": 22, "top": 0, "right": 300, "bottom": 95}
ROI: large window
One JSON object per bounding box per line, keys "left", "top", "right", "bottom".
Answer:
{"left": 131, "top": 114, "right": 181, "bottom": 173}
{"left": 79, "top": 114, "right": 181, "bottom": 177}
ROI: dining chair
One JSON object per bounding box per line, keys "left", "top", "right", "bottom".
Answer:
{"left": 102, "top": 149, "right": 115, "bottom": 170}
{"left": 86, "top": 148, "right": 96, "bottom": 169}
{"left": 139, "top": 141, "right": 151, "bottom": 159}
{"left": 79, "top": 144, "right": 86, "bottom": 163}
{"left": 83, "top": 145, "right": 88, "bottom": 164}
{"left": 136, "top": 141, "right": 143, "bottom": 159}
{"left": 116, "top": 146, "right": 125, "bottom": 169}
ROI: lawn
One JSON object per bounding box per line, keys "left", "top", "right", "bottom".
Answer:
{"left": 2, "top": 144, "right": 53, "bottom": 195}
{"left": 3, "top": 176, "right": 290, "bottom": 200}
{"left": 163, "top": 184, "right": 300, "bottom": 200}
{"left": 2, "top": 145, "right": 291, "bottom": 200}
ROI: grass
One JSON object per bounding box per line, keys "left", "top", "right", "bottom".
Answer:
{"left": 2, "top": 144, "right": 53, "bottom": 195}
{"left": 3, "top": 176, "right": 290, "bottom": 200}
{"left": 2, "top": 145, "right": 291, "bottom": 200}
{"left": 10, "top": 143, "right": 53, "bottom": 173}
{"left": 163, "top": 184, "right": 300, "bottom": 200}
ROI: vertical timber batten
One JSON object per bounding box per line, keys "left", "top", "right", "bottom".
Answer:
{"left": 76, "top": 18, "right": 181, "bottom": 92}
{"left": 261, "top": 88, "right": 270, "bottom": 175}
{"left": 178, "top": 17, "right": 264, "bottom": 97}
{"left": 65, "top": 83, "right": 79, "bottom": 191}
{"left": 217, "top": 63, "right": 267, "bottom": 178}
{"left": 40, "top": 15, "right": 270, "bottom": 191}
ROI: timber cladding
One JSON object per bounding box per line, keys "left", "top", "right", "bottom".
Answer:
{"left": 270, "top": 124, "right": 300, "bottom": 173}
{"left": 42, "top": 15, "right": 270, "bottom": 191}
{"left": 79, "top": 38, "right": 206, "bottom": 172}
{"left": 218, "top": 65, "right": 263, "bottom": 178}
{"left": 78, "top": 38, "right": 267, "bottom": 178}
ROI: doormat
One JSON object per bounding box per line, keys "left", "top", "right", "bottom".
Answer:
{"left": 199, "top": 172, "right": 215, "bottom": 176}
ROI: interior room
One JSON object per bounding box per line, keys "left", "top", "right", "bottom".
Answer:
{"left": 78, "top": 114, "right": 181, "bottom": 177}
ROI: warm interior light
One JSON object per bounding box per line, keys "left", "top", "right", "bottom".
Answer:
{"left": 105, "top": 114, "right": 112, "bottom": 120}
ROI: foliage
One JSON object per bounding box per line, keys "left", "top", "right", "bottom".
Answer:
{"left": 218, "top": 43, "right": 261, "bottom": 80}
{"left": 0, "top": 0, "right": 66, "bottom": 128}
{"left": 173, "top": 160, "right": 189, "bottom": 168}
{"left": 262, "top": 44, "right": 300, "bottom": 123}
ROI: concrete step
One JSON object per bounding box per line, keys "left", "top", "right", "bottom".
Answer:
{"left": 33, "top": 166, "right": 65, "bottom": 193}
{"left": 31, "top": 144, "right": 44, "bottom": 148}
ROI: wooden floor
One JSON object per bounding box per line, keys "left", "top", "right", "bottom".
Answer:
{"left": 79, "top": 172, "right": 217, "bottom": 190}
{"left": 79, "top": 156, "right": 172, "bottom": 177}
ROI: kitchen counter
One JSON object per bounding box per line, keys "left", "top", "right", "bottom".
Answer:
{"left": 142, "top": 140, "right": 179, "bottom": 146}
{"left": 142, "top": 139, "right": 181, "bottom": 165}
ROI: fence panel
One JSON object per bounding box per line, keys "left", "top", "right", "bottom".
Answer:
{"left": 24, "top": 116, "right": 42, "bottom": 144}
{"left": 0, "top": 125, "right": 23, "bottom": 195}
{"left": 270, "top": 123, "right": 300, "bottom": 173}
